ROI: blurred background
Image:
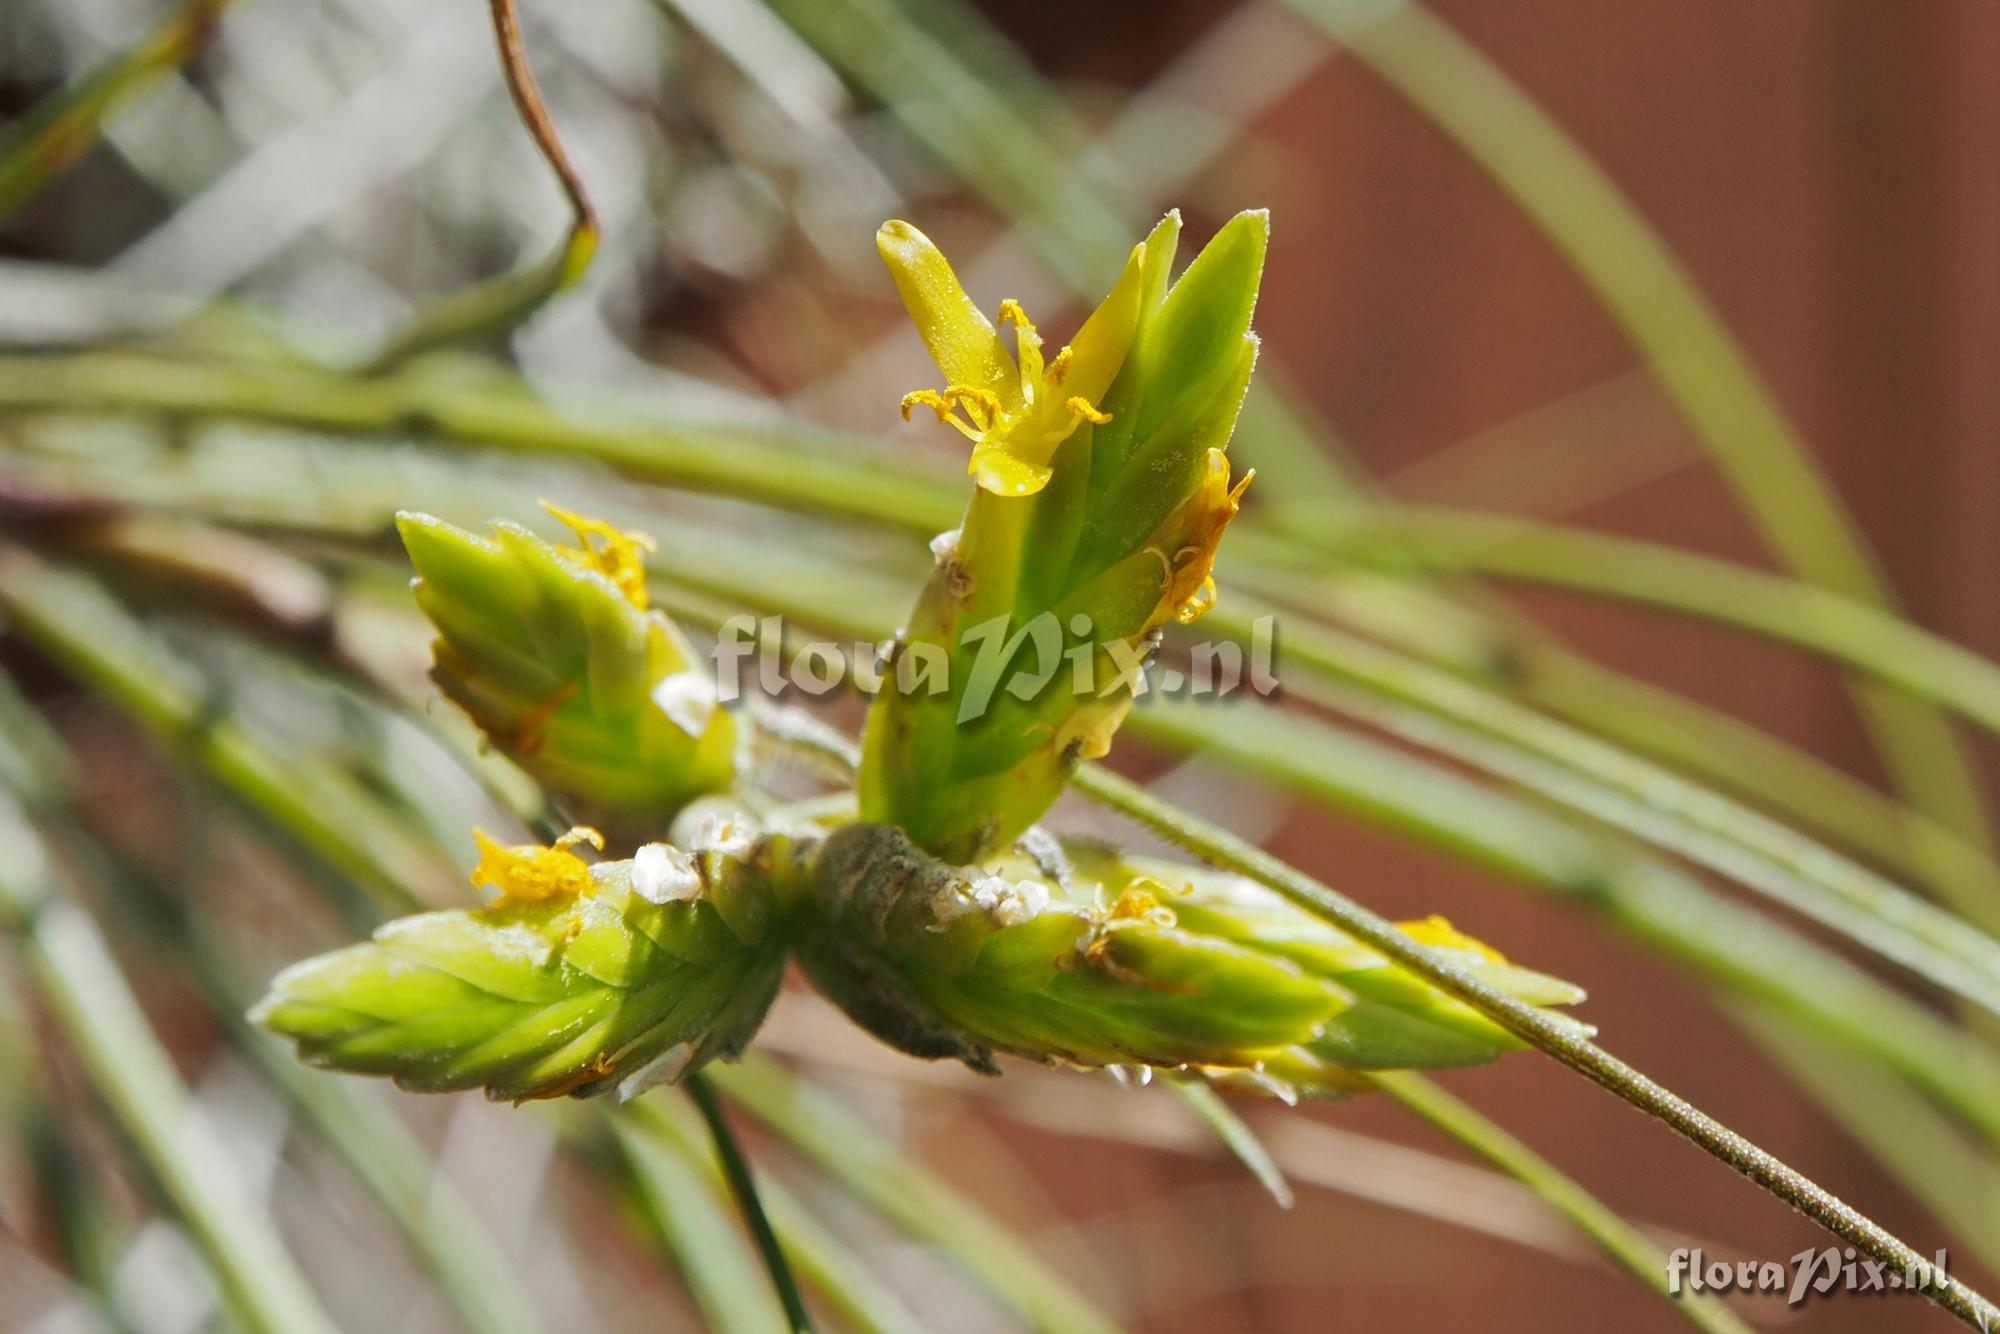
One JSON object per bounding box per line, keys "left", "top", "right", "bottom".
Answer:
{"left": 2, "top": 0, "right": 1997, "bottom": 1330}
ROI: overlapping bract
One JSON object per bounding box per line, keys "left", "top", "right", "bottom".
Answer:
{"left": 399, "top": 510, "right": 736, "bottom": 843}
{"left": 253, "top": 847, "right": 784, "bottom": 1102}
{"left": 861, "top": 212, "right": 1266, "bottom": 863}
{"left": 791, "top": 825, "right": 1589, "bottom": 1096}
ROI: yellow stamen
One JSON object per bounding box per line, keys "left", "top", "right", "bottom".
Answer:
{"left": 996, "top": 298, "right": 1035, "bottom": 334}
{"left": 900, "top": 385, "right": 1003, "bottom": 441}
{"left": 542, "top": 502, "right": 655, "bottom": 611}
{"left": 1045, "top": 347, "right": 1074, "bottom": 386}
{"left": 470, "top": 826, "right": 604, "bottom": 902}
{"left": 1065, "top": 396, "right": 1113, "bottom": 425}
{"left": 997, "top": 299, "right": 1045, "bottom": 387}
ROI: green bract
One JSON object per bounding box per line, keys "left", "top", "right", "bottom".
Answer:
{"left": 399, "top": 510, "right": 736, "bottom": 843}
{"left": 792, "top": 826, "right": 1588, "bottom": 1097}
{"left": 860, "top": 212, "right": 1265, "bottom": 863}
{"left": 252, "top": 845, "right": 784, "bottom": 1102}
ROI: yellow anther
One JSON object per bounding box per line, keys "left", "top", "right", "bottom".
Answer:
{"left": 998, "top": 299, "right": 1045, "bottom": 387}
{"left": 1154, "top": 456, "right": 1252, "bottom": 629}
{"left": 996, "top": 298, "right": 1036, "bottom": 334}
{"left": 1065, "top": 396, "right": 1113, "bottom": 425}
{"left": 542, "top": 502, "right": 655, "bottom": 611}
{"left": 1045, "top": 346, "right": 1074, "bottom": 386}
{"left": 470, "top": 826, "right": 604, "bottom": 902}
{"left": 900, "top": 388, "right": 951, "bottom": 423}
{"left": 900, "top": 385, "right": 1004, "bottom": 441}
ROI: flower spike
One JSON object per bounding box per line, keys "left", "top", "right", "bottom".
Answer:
{"left": 862, "top": 210, "right": 1268, "bottom": 861}
{"left": 398, "top": 511, "right": 735, "bottom": 843}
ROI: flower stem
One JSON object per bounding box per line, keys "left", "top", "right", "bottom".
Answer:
{"left": 686, "top": 1072, "right": 815, "bottom": 1333}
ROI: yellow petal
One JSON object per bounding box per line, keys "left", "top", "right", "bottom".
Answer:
{"left": 1046, "top": 241, "right": 1146, "bottom": 412}
{"left": 877, "top": 221, "right": 1022, "bottom": 411}
{"left": 968, "top": 441, "right": 1053, "bottom": 497}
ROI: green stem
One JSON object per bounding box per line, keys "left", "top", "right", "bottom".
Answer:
{"left": 686, "top": 1072, "right": 815, "bottom": 1333}
{"left": 1737, "top": 1009, "right": 2000, "bottom": 1276}
{"left": 1072, "top": 764, "right": 2000, "bottom": 1332}
{"left": 623, "top": 1099, "right": 928, "bottom": 1334}
{"left": 1369, "top": 1072, "right": 1751, "bottom": 1334}
{"left": 1125, "top": 695, "right": 2000, "bottom": 1146}
{"left": 0, "top": 0, "right": 236, "bottom": 225}
{"left": 613, "top": 1118, "right": 795, "bottom": 1332}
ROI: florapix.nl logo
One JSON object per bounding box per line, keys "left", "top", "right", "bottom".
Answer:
{"left": 707, "top": 612, "right": 1280, "bottom": 721}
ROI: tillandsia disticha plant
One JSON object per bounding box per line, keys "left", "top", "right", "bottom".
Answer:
{"left": 18, "top": 3, "right": 2000, "bottom": 1331}
{"left": 254, "top": 214, "right": 1592, "bottom": 1106}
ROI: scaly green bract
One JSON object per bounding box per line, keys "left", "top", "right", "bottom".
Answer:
{"left": 399, "top": 510, "right": 736, "bottom": 845}
{"left": 254, "top": 850, "right": 784, "bottom": 1103}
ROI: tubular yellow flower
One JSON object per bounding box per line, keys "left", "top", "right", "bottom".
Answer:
{"left": 541, "top": 501, "right": 656, "bottom": 610}
{"left": 470, "top": 826, "right": 604, "bottom": 902}
{"left": 879, "top": 219, "right": 1144, "bottom": 497}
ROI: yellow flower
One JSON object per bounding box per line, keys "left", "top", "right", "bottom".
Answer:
{"left": 879, "top": 220, "right": 1146, "bottom": 497}
{"left": 470, "top": 826, "right": 604, "bottom": 902}
{"left": 1398, "top": 914, "right": 1509, "bottom": 964}
{"left": 1153, "top": 448, "right": 1254, "bottom": 627}
{"left": 541, "top": 502, "right": 655, "bottom": 610}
